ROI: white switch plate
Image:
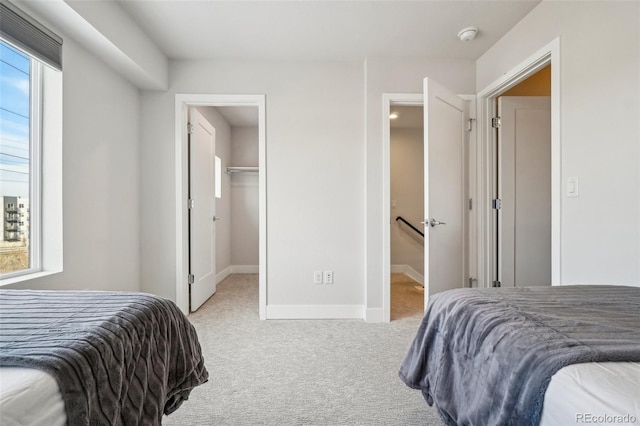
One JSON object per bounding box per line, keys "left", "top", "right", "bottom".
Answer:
{"left": 313, "top": 271, "right": 323, "bottom": 284}
{"left": 567, "top": 176, "right": 579, "bottom": 198}
{"left": 323, "top": 270, "right": 333, "bottom": 284}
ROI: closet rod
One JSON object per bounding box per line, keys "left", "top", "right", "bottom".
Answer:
{"left": 226, "top": 166, "right": 259, "bottom": 174}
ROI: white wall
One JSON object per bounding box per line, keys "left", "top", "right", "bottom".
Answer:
{"left": 230, "top": 127, "right": 259, "bottom": 268}
{"left": 6, "top": 36, "right": 141, "bottom": 292}
{"left": 139, "top": 58, "right": 476, "bottom": 316}
{"left": 231, "top": 127, "right": 259, "bottom": 166}
{"left": 477, "top": 1, "right": 640, "bottom": 286}
{"left": 390, "top": 127, "right": 424, "bottom": 276}
{"left": 140, "top": 60, "right": 365, "bottom": 312}
{"left": 12, "top": 1, "right": 637, "bottom": 317}
{"left": 195, "top": 107, "right": 232, "bottom": 275}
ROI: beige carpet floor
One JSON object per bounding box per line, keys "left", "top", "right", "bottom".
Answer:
{"left": 390, "top": 273, "right": 424, "bottom": 322}
{"left": 163, "top": 273, "right": 442, "bottom": 426}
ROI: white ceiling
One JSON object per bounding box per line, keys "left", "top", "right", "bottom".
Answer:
{"left": 116, "top": 0, "right": 541, "bottom": 61}
{"left": 214, "top": 106, "right": 259, "bottom": 128}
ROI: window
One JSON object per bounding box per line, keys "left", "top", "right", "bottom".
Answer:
{"left": 215, "top": 156, "right": 222, "bottom": 199}
{"left": 0, "top": 40, "right": 38, "bottom": 275}
{"left": 0, "top": 1, "right": 62, "bottom": 282}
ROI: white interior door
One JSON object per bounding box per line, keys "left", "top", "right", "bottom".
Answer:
{"left": 498, "top": 96, "right": 551, "bottom": 287}
{"left": 423, "top": 78, "right": 469, "bottom": 307}
{"left": 189, "top": 107, "right": 217, "bottom": 311}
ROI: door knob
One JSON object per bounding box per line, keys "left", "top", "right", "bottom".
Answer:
{"left": 213, "top": 216, "right": 221, "bottom": 222}
{"left": 429, "top": 218, "right": 446, "bottom": 227}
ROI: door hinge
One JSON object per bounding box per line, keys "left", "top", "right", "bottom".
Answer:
{"left": 491, "top": 116, "right": 502, "bottom": 128}
{"left": 467, "top": 118, "right": 475, "bottom": 132}
{"left": 188, "top": 274, "right": 195, "bottom": 285}
{"left": 187, "top": 123, "right": 195, "bottom": 134}
{"left": 188, "top": 199, "right": 194, "bottom": 209}
{"left": 468, "top": 198, "right": 473, "bottom": 210}
{"left": 492, "top": 198, "right": 502, "bottom": 210}
{"left": 492, "top": 280, "right": 501, "bottom": 288}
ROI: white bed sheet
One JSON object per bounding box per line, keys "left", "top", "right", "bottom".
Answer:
{"left": 541, "top": 362, "right": 640, "bottom": 426}
{"left": 0, "top": 367, "right": 66, "bottom": 426}
{"left": 0, "top": 363, "right": 638, "bottom": 426}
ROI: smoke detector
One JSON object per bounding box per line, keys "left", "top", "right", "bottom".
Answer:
{"left": 457, "top": 27, "right": 478, "bottom": 42}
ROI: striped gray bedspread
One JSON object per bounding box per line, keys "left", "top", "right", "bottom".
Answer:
{"left": 399, "top": 285, "right": 640, "bottom": 426}
{"left": 0, "top": 290, "right": 208, "bottom": 425}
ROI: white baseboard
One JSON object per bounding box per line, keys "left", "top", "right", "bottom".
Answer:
{"left": 216, "top": 266, "right": 232, "bottom": 284}
{"left": 216, "top": 265, "right": 258, "bottom": 284}
{"left": 266, "top": 304, "right": 365, "bottom": 320}
{"left": 231, "top": 265, "right": 259, "bottom": 274}
{"left": 391, "top": 264, "right": 424, "bottom": 285}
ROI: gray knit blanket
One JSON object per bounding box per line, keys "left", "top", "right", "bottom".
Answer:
{"left": 0, "top": 290, "right": 208, "bottom": 425}
{"left": 399, "top": 285, "right": 640, "bottom": 426}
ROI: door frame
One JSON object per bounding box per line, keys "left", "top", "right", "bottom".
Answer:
{"left": 382, "top": 92, "right": 476, "bottom": 322}
{"left": 175, "top": 94, "right": 267, "bottom": 319}
{"left": 476, "top": 38, "right": 561, "bottom": 287}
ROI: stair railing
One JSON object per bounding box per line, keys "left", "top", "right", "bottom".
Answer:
{"left": 395, "top": 216, "right": 424, "bottom": 238}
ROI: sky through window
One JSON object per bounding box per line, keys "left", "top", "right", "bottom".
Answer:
{"left": 0, "top": 41, "right": 30, "bottom": 199}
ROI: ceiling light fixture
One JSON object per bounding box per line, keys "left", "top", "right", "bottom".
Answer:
{"left": 390, "top": 112, "right": 398, "bottom": 119}
{"left": 457, "top": 27, "right": 478, "bottom": 42}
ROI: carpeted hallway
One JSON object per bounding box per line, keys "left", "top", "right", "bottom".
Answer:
{"left": 164, "top": 273, "right": 442, "bottom": 426}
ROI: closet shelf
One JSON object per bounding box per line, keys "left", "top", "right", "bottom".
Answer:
{"left": 226, "top": 166, "right": 259, "bottom": 174}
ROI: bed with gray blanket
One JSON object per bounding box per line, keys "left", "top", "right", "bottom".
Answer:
{"left": 399, "top": 285, "right": 640, "bottom": 426}
{"left": 0, "top": 290, "right": 208, "bottom": 425}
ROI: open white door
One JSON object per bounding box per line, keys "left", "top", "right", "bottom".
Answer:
{"left": 498, "top": 96, "right": 551, "bottom": 287}
{"left": 423, "top": 78, "right": 469, "bottom": 307}
{"left": 189, "top": 107, "right": 217, "bottom": 311}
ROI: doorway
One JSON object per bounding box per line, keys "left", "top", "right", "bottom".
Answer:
{"left": 187, "top": 105, "right": 261, "bottom": 312}
{"left": 175, "top": 94, "right": 267, "bottom": 319}
{"left": 495, "top": 66, "right": 551, "bottom": 287}
{"left": 382, "top": 86, "right": 473, "bottom": 323}
{"left": 383, "top": 94, "right": 423, "bottom": 322}
{"left": 389, "top": 104, "right": 425, "bottom": 320}
{"left": 476, "top": 38, "right": 561, "bottom": 288}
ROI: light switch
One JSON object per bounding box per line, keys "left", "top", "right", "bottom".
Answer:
{"left": 567, "top": 177, "right": 579, "bottom": 198}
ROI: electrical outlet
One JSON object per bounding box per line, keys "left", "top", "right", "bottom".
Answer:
{"left": 313, "top": 271, "right": 323, "bottom": 284}
{"left": 323, "top": 270, "right": 333, "bottom": 284}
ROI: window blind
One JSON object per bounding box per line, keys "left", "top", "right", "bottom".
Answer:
{"left": 0, "top": 0, "right": 62, "bottom": 70}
